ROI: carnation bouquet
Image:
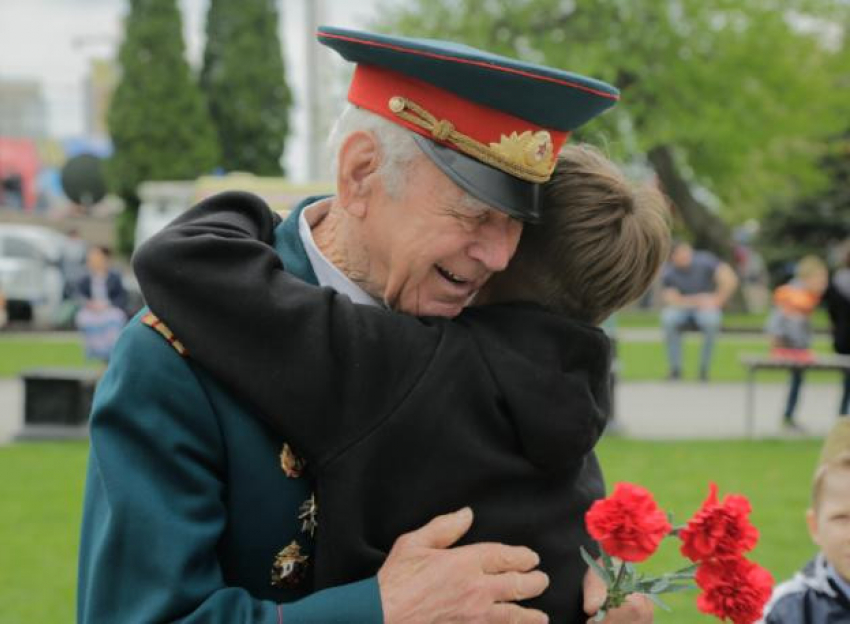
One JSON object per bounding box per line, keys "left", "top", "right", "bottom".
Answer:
{"left": 581, "top": 482, "right": 773, "bottom": 623}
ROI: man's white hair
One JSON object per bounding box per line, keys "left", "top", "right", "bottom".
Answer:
{"left": 327, "top": 105, "right": 493, "bottom": 213}
{"left": 327, "top": 105, "right": 421, "bottom": 198}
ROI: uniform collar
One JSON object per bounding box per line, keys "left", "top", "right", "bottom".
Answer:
{"left": 299, "top": 199, "right": 382, "bottom": 307}
{"left": 274, "top": 195, "right": 381, "bottom": 307}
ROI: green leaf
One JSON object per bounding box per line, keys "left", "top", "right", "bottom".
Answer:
{"left": 580, "top": 547, "right": 613, "bottom": 585}
{"left": 644, "top": 592, "right": 672, "bottom": 612}
{"left": 650, "top": 578, "right": 670, "bottom": 593}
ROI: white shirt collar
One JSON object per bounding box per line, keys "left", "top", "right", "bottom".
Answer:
{"left": 298, "top": 199, "right": 381, "bottom": 307}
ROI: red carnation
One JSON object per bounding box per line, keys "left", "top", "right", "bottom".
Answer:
{"left": 695, "top": 557, "right": 774, "bottom": 624}
{"left": 680, "top": 483, "right": 759, "bottom": 563}
{"left": 586, "top": 482, "right": 672, "bottom": 562}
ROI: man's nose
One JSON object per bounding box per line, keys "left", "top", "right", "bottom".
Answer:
{"left": 468, "top": 216, "right": 522, "bottom": 272}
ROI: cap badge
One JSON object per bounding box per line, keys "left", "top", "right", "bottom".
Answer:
{"left": 387, "top": 96, "right": 555, "bottom": 183}
{"left": 490, "top": 130, "right": 553, "bottom": 170}
{"left": 270, "top": 541, "right": 309, "bottom": 588}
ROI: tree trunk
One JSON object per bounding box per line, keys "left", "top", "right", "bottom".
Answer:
{"left": 647, "top": 144, "right": 734, "bottom": 262}
{"left": 648, "top": 144, "right": 747, "bottom": 312}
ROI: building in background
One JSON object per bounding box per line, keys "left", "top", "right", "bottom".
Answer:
{"left": 0, "top": 79, "right": 48, "bottom": 139}
{"left": 83, "top": 58, "right": 118, "bottom": 141}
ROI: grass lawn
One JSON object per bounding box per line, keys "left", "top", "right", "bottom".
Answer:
{"left": 0, "top": 333, "right": 840, "bottom": 385}
{"left": 0, "top": 442, "right": 88, "bottom": 624}
{"left": 618, "top": 336, "right": 837, "bottom": 383}
{"left": 617, "top": 308, "right": 830, "bottom": 331}
{"left": 0, "top": 439, "right": 821, "bottom": 622}
{"left": 0, "top": 334, "right": 97, "bottom": 377}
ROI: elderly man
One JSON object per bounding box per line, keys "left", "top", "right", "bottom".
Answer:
{"left": 660, "top": 241, "right": 739, "bottom": 381}
{"left": 77, "top": 27, "right": 651, "bottom": 623}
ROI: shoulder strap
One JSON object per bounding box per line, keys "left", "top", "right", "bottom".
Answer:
{"left": 141, "top": 312, "right": 188, "bottom": 357}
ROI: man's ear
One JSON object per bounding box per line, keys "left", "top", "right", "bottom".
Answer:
{"left": 806, "top": 508, "right": 820, "bottom": 547}
{"left": 336, "top": 130, "right": 381, "bottom": 219}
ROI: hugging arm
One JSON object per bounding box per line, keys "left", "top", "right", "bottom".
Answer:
{"left": 132, "top": 192, "right": 441, "bottom": 466}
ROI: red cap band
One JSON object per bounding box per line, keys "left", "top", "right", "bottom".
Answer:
{"left": 348, "top": 64, "right": 569, "bottom": 160}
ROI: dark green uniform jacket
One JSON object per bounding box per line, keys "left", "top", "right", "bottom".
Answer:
{"left": 76, "top": 196, "right": 383, "bottom": 623}
{"left": 132, "top": 192, "right": 611, "bottom": 622}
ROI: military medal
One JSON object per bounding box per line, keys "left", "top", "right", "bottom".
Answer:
{"left": 270, "top": 541, "right": 309, "bottom": 588}
{"left": 279, "top": 443, "right": 305, "bottom": 478}
{"left": 299, "top": 493, "right": 318, "bottom": 537}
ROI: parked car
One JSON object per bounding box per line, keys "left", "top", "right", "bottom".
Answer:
{"left": 0, "top": 224, "right": 68, "bottom": 326}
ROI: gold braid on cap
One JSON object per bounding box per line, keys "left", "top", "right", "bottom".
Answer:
{"left": 387, "top": 96, "right": 555, "bottom": 183}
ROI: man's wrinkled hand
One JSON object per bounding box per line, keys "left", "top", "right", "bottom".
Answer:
{"left": 583, "top": 561, "right": 654, "bottom": 623}
{"left": 378, "top": 508, "right": 550, "bottom": 623}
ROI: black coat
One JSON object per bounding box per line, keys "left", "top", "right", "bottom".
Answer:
{"left": 133, "top": 192, "right": 612, "bottom": 621}
{"left": 825, "top": 277, "right": 850, "bottom": 355}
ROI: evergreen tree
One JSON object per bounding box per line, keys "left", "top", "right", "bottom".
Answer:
{"left": 107, "top": 0, "right": 220, "bottom": 254}
{"left": 201, "top": 0, "right": 292, "bottom": 175}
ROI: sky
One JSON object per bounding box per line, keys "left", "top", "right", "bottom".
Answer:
{"left": 0, "top": 0, "right": 387, "bottom": 180}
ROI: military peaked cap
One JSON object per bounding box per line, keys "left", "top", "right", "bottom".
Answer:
{"left": 317, "top": 26, "right": 619, "bottom": 222}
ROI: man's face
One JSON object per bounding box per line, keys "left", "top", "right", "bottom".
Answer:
{"left": 671, "top": 243, "right": 693, "bottom": 269}
{"left": 86, "top": 248, "right": 107, "bottom": 273}
{"left": 363, "top": 156, "right": 523, "bottom": 317}
{"left": 808, "top": 466, "right": 850, "bottom": 581}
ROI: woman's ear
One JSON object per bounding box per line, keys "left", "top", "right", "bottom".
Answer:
{"left": 336, "top": 130, "right": 381, "bottom": 219}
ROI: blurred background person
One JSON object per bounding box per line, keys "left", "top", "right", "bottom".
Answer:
{"left": 74, "top": 245, "right": 127, "bottom": 361}
{"left": 825, "top": 246, "right": 850, "bottom": 418}
{"left": 659, "top": 241, "right": 739, "bottom": 381}
{"left": 0, "top": 288, "right": 7, "bottom": 329}
{"left": 765, "top": 256, "right": 829, "bottom": 434}
{"left": 61, "top": 228, "right": 89, "bottom": 299}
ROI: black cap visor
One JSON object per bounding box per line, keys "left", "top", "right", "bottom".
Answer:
{"left": 412, "top": 135, "right": 541, "bottom": 223}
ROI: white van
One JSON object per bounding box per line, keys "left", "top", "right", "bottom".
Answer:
{"left": 0, "top": 224, "right": 68, "bottom": 325}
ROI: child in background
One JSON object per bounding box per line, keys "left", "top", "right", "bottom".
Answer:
{"left": 766, "top": 256, "right": 829, "bottom": 433}
{"left": 761, "top": 419, "right": 850, "bottom": 622}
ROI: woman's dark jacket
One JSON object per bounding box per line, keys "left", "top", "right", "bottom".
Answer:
{"left": 76, "top": 269, "right": 128, "bottom": 313}
{"left": 825, "top": 272, "right": 850, "bottom": 355}
{"left": 133, "top": 192, "right": 612, "bottom": 622}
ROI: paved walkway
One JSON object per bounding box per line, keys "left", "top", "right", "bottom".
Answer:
{"left": 613, "top": 381, "right": 841, "bottom": 439}
{"left": 0, "top": 378, "right": 22, "bottom": 444}
{"left": 0, "top": 374, "right": 842, "bottom": 444}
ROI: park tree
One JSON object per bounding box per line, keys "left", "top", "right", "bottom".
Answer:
{"left": 201, "top": 0, "right": 292, "bottom": 175}
{"left": 758, "top": 130, "right": 850, "bottom": 281}
{"left": 377, "top": 0, "right": 850, "bottom": 262}
{"left": 107, "top": 0, "right": 220, "bottom": 254}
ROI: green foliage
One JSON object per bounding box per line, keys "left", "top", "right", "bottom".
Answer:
{"left": 107, "top": 0, "right": 220, "bottom": 251}
{"left": 201, "top": 0, "right": 292, "bottom": 175}
{"left": 377, "top": 0, "right": 850, "bottom": 222}
{"left": 757, "top": 130, "right": 850, "bottom": 276}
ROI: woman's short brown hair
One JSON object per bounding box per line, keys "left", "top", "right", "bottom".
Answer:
{"left": 486, "top": 144, "right": 671, "bottom": 324}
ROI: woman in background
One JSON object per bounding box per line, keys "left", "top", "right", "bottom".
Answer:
{"left": 74, "top": 245, "right": 127, "bottom": 361}
{"left": 825, "top": 247, "right": 850, "bottom": 417}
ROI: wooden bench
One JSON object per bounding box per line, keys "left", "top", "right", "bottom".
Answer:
{"left": 739, "top": 353, "right": 850, "bottom": 438}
